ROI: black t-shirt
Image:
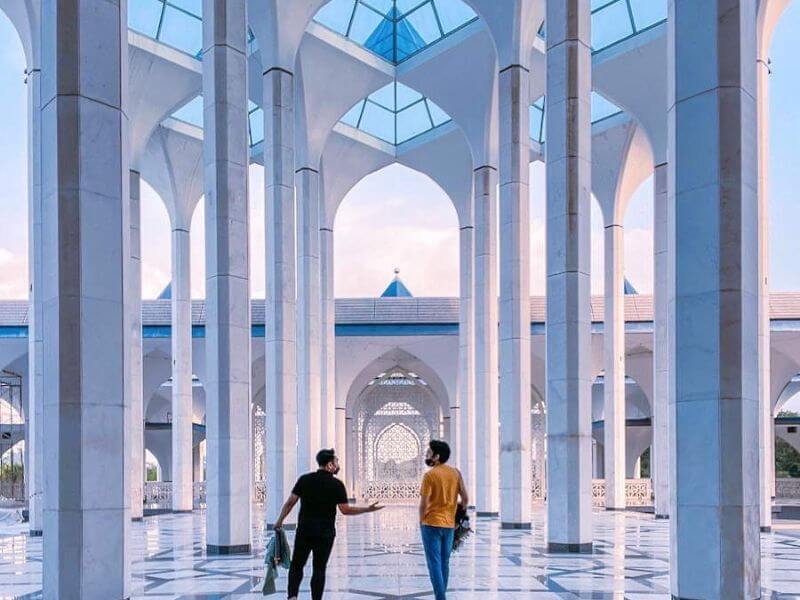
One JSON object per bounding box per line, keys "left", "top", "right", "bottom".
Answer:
{"left": 292, "top": 470, "right": 348, "bottom": 537}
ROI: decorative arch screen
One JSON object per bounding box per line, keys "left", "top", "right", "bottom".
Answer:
{"left": 355, "top": 370, "right": 441, "bottom": 501}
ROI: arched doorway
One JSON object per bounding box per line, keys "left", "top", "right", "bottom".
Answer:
{"left": 352, "top": 368, "right": 443, "bottom": 502}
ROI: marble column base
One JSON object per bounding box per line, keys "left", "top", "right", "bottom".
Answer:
{"left": 207, "top": 544, "right": 251, "bottom": 555}
{"left": 501, "top": 522, "right": 531, "bottom": 530}
{"left": 548, "top": 542, "right": 593, "bottom": 554}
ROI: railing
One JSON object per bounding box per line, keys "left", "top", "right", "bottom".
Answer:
{"left": 776, "top": 478, "right": 800, "bottom": 499}
{"left": 143, "top": 481, "right": 267, "bottom": 506}
{"left": 144, "top": 482, "right": 173, "bottom": 506}
{"left": 193, "top": 482, "right": 206, "bottom": 505}
{"left": 0, "top": 481, "right": 24, "bottom": 504}
{"left": 254, "top": 482, "right": 267, "bottom": 503}
{"left": 362, "top": 481, "right": 421, "bottom": 503}
{"left": 591, "top": 478, "right": 653, "bottom": 507}
{"left": 532, "top": 478, "right": 546, "bottom": 503}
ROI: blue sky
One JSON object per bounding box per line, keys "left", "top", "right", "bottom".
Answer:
{"left": 0, "top": 6, "right": 797, "bottom": 299}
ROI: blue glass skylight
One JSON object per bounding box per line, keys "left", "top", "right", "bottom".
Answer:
{"left": 339, "top": 81, "right": 451, "bottom": 145}
{"left": 314, "top": 0, "right": 478, "bottom": 64}
{"left": 541, "top": 0, "right": 667, "bottom": 54}
{"left": 591, "top": 0, "right": 666, "bottom": 52}
{"left": 529, "top": 92, "right": 623, "bottom": 144}
{"left": 171, "top": 95, "right": 203, "bottom": 126}
{"left": 129, "top": 0, "right": 203, "bottom": 57}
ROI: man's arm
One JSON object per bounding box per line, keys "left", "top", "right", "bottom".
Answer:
{"left": 337, "top": 501, "right": 383, "bottom": 516}
{"left": 419, "top": 493, "right": 431, "bottom": 523}
{"left": 419, "top": 474, "right": 431, "bottom": 523}
{"left": 273, "top": 493, "right": 300, "bottom": 529}
{"left": 457, "top": 470, "right": 469, "bottom": 509}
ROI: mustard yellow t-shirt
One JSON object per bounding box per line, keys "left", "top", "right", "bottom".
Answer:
{"left": 420, "top": 464, "right": 460, "bottom": 528}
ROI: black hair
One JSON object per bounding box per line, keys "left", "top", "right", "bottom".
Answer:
{"left": 429, "top": 439, "right": 451, "bottom": 464}
{"left": 316, "top": 448, "right": 336, "bottom": 467}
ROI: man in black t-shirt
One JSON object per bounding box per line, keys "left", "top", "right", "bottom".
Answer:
{"left": 273, "top": 448, "right": 383, "bottom": 600}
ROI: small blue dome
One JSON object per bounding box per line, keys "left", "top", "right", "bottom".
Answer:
{"left": 624, "top": 278, "right": 638, "bottom": 295}
{"left": 381, "top": 269, "right": 412, "bottom": 298}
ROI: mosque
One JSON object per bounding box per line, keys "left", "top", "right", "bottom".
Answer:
{"left": 0, "top": 1, "right": 799, "bottom": 599}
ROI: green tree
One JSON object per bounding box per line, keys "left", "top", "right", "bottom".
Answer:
{"left": 0, "top": 462, "right": 23, "bottom": 482}
{"left": 639, "top": 447, "right": 650, "bottom": 478}
{"left": 775, "top": 437, "right": 800, "bottom": 478}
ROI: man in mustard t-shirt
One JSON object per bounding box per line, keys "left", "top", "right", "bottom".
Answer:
{"left": 419, "top": 440, "right": 468, "bottom": 600}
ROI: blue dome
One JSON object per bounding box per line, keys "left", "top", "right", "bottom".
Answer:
{"left": 381, "top": 270, "right": 412, "bottom": 298}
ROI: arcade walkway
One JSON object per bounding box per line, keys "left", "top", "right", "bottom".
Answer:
{"left": 1, "top": 507, "right": 799, "bottom": 599}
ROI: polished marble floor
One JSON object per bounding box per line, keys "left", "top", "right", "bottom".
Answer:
{"left": 1, "top": 505, "right": 800, "bottom": 599}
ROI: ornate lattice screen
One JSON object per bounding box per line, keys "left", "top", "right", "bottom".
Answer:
{"left": 355, "top": 370, "right": 441, "bottom": 501}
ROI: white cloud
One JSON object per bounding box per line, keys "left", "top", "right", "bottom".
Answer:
{"left": 0, "top": 247, "right": 27, "bottom": 299}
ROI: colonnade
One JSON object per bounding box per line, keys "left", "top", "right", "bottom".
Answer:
{"left": 24, "top": 1, "right": 768, "bottom": 598}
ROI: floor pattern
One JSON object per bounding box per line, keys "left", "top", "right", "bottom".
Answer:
{"left": 2, "top": 506, "right": 800, "bottom": 599}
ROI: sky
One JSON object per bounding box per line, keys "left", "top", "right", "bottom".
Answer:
{"left": 0, "top": 6, "right": 796, "bottom": 301}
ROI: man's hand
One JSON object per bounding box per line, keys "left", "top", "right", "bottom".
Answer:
{"left": 338, "top": 501, "right": 384, "bottom": 515}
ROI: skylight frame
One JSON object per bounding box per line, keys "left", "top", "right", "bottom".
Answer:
{"left": 340, "top": 81, "right": 453, "bottom": 146}
{"left": 313, "top": 0, "right": 479, "bottom": 65}
{"left": 539, "top": 0, "right": 667, "bottom": 54}
{"left": 529, "top": 92, "right": 625, "bottom": 144}
{"left": 129, "top": 0, "right": 204, "bottom": 58}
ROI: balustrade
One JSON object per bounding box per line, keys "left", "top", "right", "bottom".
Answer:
{"left": 776, "top": 478, "right": 800, "bottom": 499}
{"left": 143, "top": 481, "right": 268, "bottom": 506}
{"left": 531, "top": 478, "right": 653, "bottom": 508}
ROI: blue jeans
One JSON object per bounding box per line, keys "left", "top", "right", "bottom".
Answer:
{"left": 420, "top": 525, "right": 455, "bottom": 600}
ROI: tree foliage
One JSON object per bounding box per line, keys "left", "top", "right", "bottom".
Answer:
{"left": 775, "top": 437, "right": 800, "bottom": 478}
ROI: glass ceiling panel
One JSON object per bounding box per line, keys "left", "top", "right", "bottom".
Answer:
{"left": 541, "top": 0, "right": 666, "bottom": 54}
{"left": 172, "top": 96, "right": 203, "bottom": 127}
{"left": 313, "top": 0, "right": 477, "bottom": 64}
{"left": 129, "top": 0, "right": 204, "bottom": 57}
{"left": 340, "top": 81, "right": 452, "bottom": 145}
{"left": 529, "top": 92, "right": 623, "bottom": 144}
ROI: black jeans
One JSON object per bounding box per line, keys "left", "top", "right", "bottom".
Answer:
{"left": 287, "top": 531, "right": 335, "bottom": 600}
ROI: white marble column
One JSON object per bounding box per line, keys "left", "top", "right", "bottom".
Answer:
{"left": 473, "top": 164, "right": 499, "bottom": 515}
{"left": 545, "top": 0, "right": 593, "bottom": 553}
{"left": 457, "top": 218, "right": 475, "bottom": 485}
{"left": 603, "top": 222, "right": 625, "bottom": 510}
{"left": 264, "top": 67, "right": 297, "bottom": 527}
{"left": 202, "top": 0, "right": 252, "bottom": 553}
{"left": 321, "top": 226, "right": 337, "bottom": 451}
{"left": 668, "top": 1, "right": 760, "bottom": 597}
{"left": 171, "top": 225, "right": 194, "bottom": 512}
{"left": 297, "top": 167, "right": 322, "bottom": 472}
{"left": 757, "top": 43, "right": 773, "bottom": 533}
{"left": 652, "top": 162, "right": 670, "bottom": 519}
{"left": 498, "top": 65, "right": 532, "bottom": 529}
{"left": 25, "top": 63, "right": 43, "bottom": 537}
{"left": 345, "top": 415, "right": 356, "bottom": 500}
{"left": 41, "top": 1, "right": 130, "bottom": 595}
{"left": 130, "top": 170, "right": 144, "bottom": 521}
